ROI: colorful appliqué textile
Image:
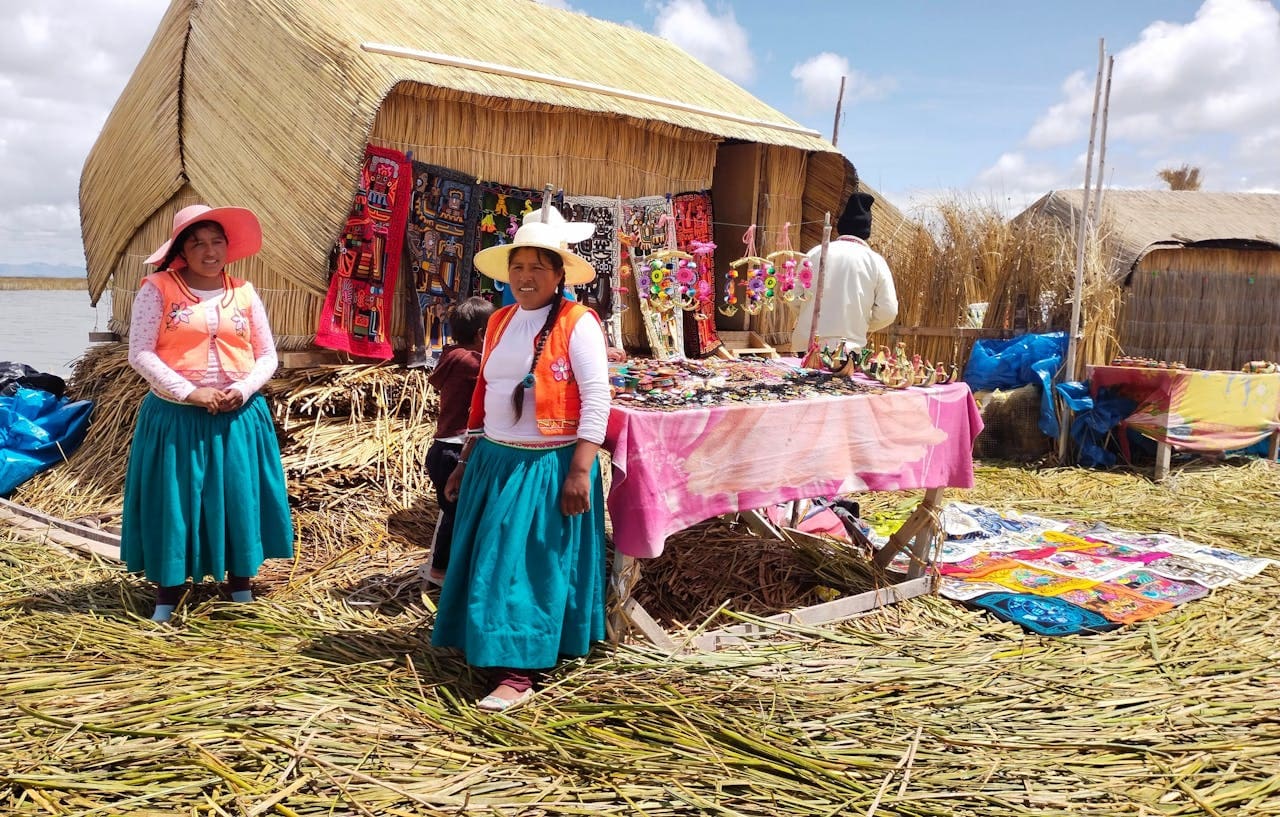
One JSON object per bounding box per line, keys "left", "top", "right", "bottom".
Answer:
{"left": 563, "top": 195, "right": 621, "bottom": 321}
{"left": 969, "top": 592, "right": 1116, "bottom": 636}
{"left": 472, "top": 182, "right": 561, "bottom": 299}
{"left": 406, "top": 161, "right": 481, "bottom": 353}
{"left": 316, "top": 144, "right": 412, "bottom": 359}
{"left": 935, "top": 504, "right": 1274, "bottom": 633}
{"left": 672, "top": 191, "right": 722, "bottom": 357}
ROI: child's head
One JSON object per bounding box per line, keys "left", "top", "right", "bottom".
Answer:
{"left": 450, "top": 296, "right": 495, "bottom": 345}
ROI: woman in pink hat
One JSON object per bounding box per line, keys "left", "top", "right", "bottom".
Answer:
{"left": 122, "top": 204, "right": 294, "bottom": 623}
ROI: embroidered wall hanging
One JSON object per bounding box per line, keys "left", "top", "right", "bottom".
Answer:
{"left": 563, "top": 195, "right": 621, "bottom": 321}
{"left": 673, "top": 191, "right": 722, "bottom": 357}
{"left": 621, "top": 195, "right": 682, "bottom": 358}
{"left": 316, "top": 144, "right": 412, "bottom": 360}
{"left": 406, "top": 161, "right": 481, "bottom": 353}
{"left": 472, "top": 181, "right": 561, "bottom": 301}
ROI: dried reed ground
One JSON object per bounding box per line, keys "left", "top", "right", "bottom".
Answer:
{"left": 2, "top": 458, "right": 1278, "bottom": 815}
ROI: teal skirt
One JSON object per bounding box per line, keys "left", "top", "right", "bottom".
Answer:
{"left": 121, "top": 392, "right": 294, "bottom": 586}
{"left": 431, "top": 437, "right": 606, "bottom": 669}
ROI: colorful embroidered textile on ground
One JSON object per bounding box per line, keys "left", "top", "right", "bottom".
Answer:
{"left": 471, "top": 182, "right": 561, "bottom": 300}
{"left": 563, "top": 195, "right": 621, "bottom": 320}
{"left": 316, "top": 144, "right": 412, "bottom": 360}
{"left": 902, "top": 502, "right": 1276, "bottom": 635}
{"left": 406, "top": 161, "right": 481, "bottom": 353}
{"left": 673, "top": 191, "right": 722, "bottom": 357}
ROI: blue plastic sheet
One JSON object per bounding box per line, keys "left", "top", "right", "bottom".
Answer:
{"left": 0, "top": 386, "right": 93, "bottom": 496}
{"left": 1054, "top": 382, "right": 1137, "bottom": 469}
{"left": 963, "top": 331, "right": 1069, "bottom": 439}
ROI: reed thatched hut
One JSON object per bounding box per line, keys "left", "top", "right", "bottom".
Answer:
{"left": 80, "top": 0, "right": 863, "bottom": 356}
{"left": 1022, "top": 189, "right": 1280, "bottom": 371}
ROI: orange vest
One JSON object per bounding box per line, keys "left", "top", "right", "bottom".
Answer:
{"left": 467, "top": 301, "right": 599, "bottom": 436}
{"left": 143, "top": 271, "right": 256, "bottom": 384}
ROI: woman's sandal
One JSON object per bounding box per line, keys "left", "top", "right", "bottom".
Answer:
{"left": 476, "top": 687, "right": 534, "bottom": 713}
{"left": 416, "top": 564, "right": 446, "bottom": 587}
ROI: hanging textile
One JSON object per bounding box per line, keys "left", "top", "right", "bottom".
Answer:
{"left": 472, "top": 181, "right": 561, "bottom": 301}
{"left": 621, "top": 195, "right": 681, "bottom": 357}
{"left": 563, "top": 195, "right": 621, "bottom": 320}
{"left": 406, "top": 161, "right": 480, "bottom": 353}
{"left": 673, "top": 190, "right": 722, "bottom": 357}
{"left": 316, "top": 144, "right": 412, "bottom": 360}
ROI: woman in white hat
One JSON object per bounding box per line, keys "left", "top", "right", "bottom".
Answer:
{"left": 122, "top": 204, "right": 294, "bottom": 622}
{"left": 431, "top": 206, "right": 610, "bottom": 712}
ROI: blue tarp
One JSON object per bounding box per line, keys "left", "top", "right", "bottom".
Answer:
{"left": 1054, "top": 382, "right": 1137, "bottom": 469}
{"left": 0, "top": 386, "right": 93, "bottom": 496}
{"left": 963, "top": 331, "right": 1069, "bottom": 438}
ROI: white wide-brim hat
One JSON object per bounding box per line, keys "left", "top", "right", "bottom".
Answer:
{"left": 144, "top": 204, "right": 263, "bottom": 269}
{"left": 473, "top": 207, "right": 597, "bottom": 286}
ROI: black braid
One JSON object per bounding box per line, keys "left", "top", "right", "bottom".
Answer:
{"left": 511, "top": 286, "right": 563, "bottom": 421}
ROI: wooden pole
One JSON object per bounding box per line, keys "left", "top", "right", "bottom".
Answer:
{"left": 803, "top": 212, "right": 833, "bottom": 363}
{"left": 831, "top": 75, "right": 847, "bottom": 147}
{"left": 1090, "top": 56, "right": 1115, "bottom": 226}
{"left": 1057, "top": 39, "right": 1106, "bottom": 461}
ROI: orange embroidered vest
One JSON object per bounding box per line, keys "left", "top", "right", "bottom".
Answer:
{"left": 144, "top": 271, "right": 256, "bottom": 384}
{"left": 467, "top": 301, "right": 599, "bottom": 436}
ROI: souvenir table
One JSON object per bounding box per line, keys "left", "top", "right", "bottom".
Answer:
{"left": 1089, "top": 365, "right": 1280, "bottom": 480}
{"left": 601, "top": 359, "right": 984, "bottom": 650}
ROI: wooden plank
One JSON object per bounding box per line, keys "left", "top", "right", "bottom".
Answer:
{"left": 0, "top": 506, "right": 121, "bottom": 561}
{"left": 1269, "top": 428, "right": 1279, "bottom": 461}
{"left": 88, "top": 331, "right": 120, "bottom": 343}
{"left": 693, "top": 576, "right": 934, "bottom": 650}
{"left": 0, "top": 498, "right": 120, "bottom": 547}
{"left": 279, "top": 349, "right": 350, "bottom": 369}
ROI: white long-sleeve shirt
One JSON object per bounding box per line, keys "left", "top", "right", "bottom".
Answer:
{"left": 128, "top": 282, "right": 279, "bottom": 402}
{"left": 790, "top": 236, "right": 898, "bottom": 353}
{"left": 480, "top": 303, "right": 610, "bottom": 445}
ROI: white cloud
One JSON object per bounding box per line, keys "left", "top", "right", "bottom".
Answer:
{"left": 1027, "top": 0, "right": 1280, "bottom": 150}
{"left": 0, "top": 1, "right": 170, "bottom": 265}
{"left": 790, "top": 52, "right": 895, "bottom": 114}
{"left": 652, "top": 0, "right": 754, "bottom": 84}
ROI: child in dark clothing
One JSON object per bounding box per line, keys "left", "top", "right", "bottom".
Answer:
{"left": 424, "top": 296, "right": 494, "bottom": 585}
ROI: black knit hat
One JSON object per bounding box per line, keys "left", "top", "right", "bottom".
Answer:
{"left": 837, "top": 192, "right": 874, "bottom": 239}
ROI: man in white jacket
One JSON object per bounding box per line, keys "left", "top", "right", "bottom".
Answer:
{"left": 791, "top": 192, "right": 898, "bottom": 355}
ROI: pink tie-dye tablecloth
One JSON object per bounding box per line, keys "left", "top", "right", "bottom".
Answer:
{"left": 604, "top": 380, "right": 984, "bottom": 558}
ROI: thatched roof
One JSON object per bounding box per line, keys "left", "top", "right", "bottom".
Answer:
{"left": 1023, "top": 189, "right": 1280, "bottom": 274}
{"left": 80, "top": 0, "right": 844, "bottom": 304}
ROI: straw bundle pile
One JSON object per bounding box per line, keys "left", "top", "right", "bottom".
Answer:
{"left": 3, "top": 460, "right": 1277, "bottom": 814}
{"left": 12, "top": 345, "right": 441, "bottom": 570}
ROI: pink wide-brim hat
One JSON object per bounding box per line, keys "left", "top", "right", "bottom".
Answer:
{"left": 144, "top": 204, "right": 263, "bottom": 269}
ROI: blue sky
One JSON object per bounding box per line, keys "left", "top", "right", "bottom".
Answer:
{"left": 2, "top": 0, "right": 1277, "bottom": 265}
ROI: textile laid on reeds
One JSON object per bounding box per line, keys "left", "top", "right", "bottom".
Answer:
{"left": 673, "top": 191, "right": 722, "bottom": 357}
{"left": 315, "top": 145, "right": 413, "bottom": 360}
{"left": 925, "top": 502, "right": 1272, "bottom": 633}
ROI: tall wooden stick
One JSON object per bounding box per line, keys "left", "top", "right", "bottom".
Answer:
{"left": 1058, "top": 39, "right": 1106, "bottom": 461}
{"left": 1090, "top": 56, "right": 1115, "bottom": 225}
{"left": 831, "top": 76, "right": 847, "bottom": 147}
{"left": 805, "top": 212, "right": 833, "bottom": 356}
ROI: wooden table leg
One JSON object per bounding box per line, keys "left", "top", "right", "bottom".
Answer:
{"left": 873, "top": 487, "right": 945, "bottom": 579}
{"left": 607, "top": 551, "right": 677, "bottom": 651}
{"left": 1153, "top": 441, "right": 1171, "bottom": 482}
{"left": 1269, "top": 428, "right": 1279, "bottom": 461}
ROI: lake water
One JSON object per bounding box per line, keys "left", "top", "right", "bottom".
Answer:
{"left": 0, "top": 289, "right": 115, "bottom": 380}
